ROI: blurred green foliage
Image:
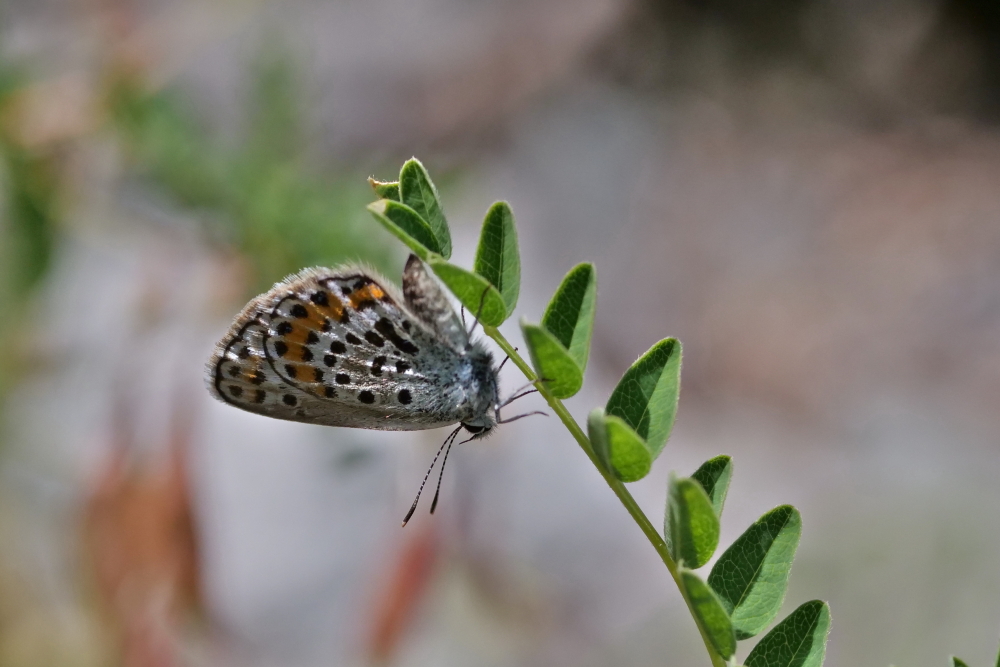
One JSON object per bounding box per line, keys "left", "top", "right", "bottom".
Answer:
{"left": 108, "top": 48, "right": 394, "bottom": 293}
{"left": 0, "top": 55, "right": 60, "bottom": 403}
{"left": 0, "top": 44, "right": 398, "bottom": 423}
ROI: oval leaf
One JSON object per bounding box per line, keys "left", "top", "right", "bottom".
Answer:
{"left": 474, "top": 201, "right": 520, "bottom": 315}
{"left": 521, "top": 322, "right": 582, "bottom": 399}
{"left": 691, "top": 455, "right": 733, "bottom": 519}
{"left": 708, "top": 505, "right": 802, "bottom": 639}
{"left": 744, "top": 601, "right": 831, "bottom": 667}
{"left": 367, "top": 199, "right": 441, "bottom": 259}
{"left": 679, "top": 570, "right": 737, "bottom": 660}
{"left": 952, "top": 659, "right": 970, "bottom": 667}
{"left": 665, "top": 475, "right": 720, "bottom": 568}
{"left": 605, "top": 338, "right": 682, "bottom": 458}
{"left": 399, "top": 158, "right": 451, "bottom": 258}
{"left": 428, "top": 259, "right": 506, "bottom": 327}
{"left": 542, "top": 263, "right": 596, "bottom": 372}
{"left": 585, "top": 410, "right": 652, "bottom": 481}
{"left": 368, "top": 177, "right": 400, "bottom": 201}
{"left": 605, "top": 414, "right": 652, "bottom": 482}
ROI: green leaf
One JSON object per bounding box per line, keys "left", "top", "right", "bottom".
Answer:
{"left": 708, "top": 505, "right": 802, "bottom": 639}
{"left": 428, "top": 259, "right": 506, "bottom": 327}
{"left": 605, "top": 414, "right": 653, "bottom": 482}
{"left": 367, "top": 199, "right": 441, "bottom": 259}
{"left": 586, "top": 409, "right": 653, "bottom": 482}
{"left": 399, "top": 158, "right": 451, "bottom": 258}
{"left": 522, "top": 322, "right": 582, "bottom": 399}
{"left": 474, "top": 202, "right": 520, "bottom": 315}
{"left": 665, "top": 475, "right": 720, "bottom": 568}
{"left": 541, "top": 263, "right": 597, "bottom": 372}
{"left": 951, "top": 659, "right": 970, "bottom": 667}
{"left": 744, "top": 601, "right": 831, "bottom": 667}
{"left": 679, "top": 569, "right": 737, "bottom": 660}
{"left": 691, "top": 455, "right": 733, "bottom": 518}
{"left": 368, "top": 177, "right": 400, "bottom": 201}
{"left": 605, "top": 338, "right": 682, "bottom": 459}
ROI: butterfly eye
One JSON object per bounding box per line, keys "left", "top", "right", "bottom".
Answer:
{"left": 461, "top": 423, "right": 486, "bottom": 435}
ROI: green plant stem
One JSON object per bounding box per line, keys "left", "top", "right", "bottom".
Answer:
{"left": 485, "top": 326, "right": 728, "bottom": 667}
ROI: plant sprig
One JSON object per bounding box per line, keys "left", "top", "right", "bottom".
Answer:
{"left": 367, "top": 157, "right": 832, "bottom": 667}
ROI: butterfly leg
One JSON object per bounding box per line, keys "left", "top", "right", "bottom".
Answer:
{"left": 496, "top": 346, "right": 518, "bottom": 373}
{"left": 496, "top": 410, "right": 548, "bottom": 425}
{"left": 465, "top": 285, "right": 491, "bottom": 340}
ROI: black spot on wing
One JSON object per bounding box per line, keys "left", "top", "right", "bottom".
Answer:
{"left": 375, "top": 317, "right": 419, "bottom": 355}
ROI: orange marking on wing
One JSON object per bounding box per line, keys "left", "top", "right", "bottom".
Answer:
{"left": 244, "top": 364, "right": 265, "bottom": 385}
{"left": 283, "top": 326, "right": 312, "bottom": 345}
{"left": 284, "top": 360, "right": 323, "bottom": 383}
{"left": 309, "top": 299, "right": 344, "bottom": 324}
{"left": 350, "top": 284, "right": 385, "bottom": 307}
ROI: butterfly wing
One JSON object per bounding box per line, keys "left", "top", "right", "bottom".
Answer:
{"left": 401, "top": 254, "right": 468, "bottom": 352}
{"left": 208, "top": 264, "right": 467, "bottom": 430}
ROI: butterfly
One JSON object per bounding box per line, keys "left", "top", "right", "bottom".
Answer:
{"left": 207, "top": 254, "right": 540, "bottom": 523}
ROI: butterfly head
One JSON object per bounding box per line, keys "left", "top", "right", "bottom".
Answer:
{"left": 457, "top": 341, "right": 500, "bottom": 440}
{"left": 460, "top": 417, "right": 495, "bottom": 440}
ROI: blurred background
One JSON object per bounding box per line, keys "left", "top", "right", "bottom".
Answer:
{"left": 1, "top": 0, "right": 999, "bottom": 665}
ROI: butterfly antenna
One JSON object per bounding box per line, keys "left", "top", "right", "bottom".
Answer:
{"left": 402, "top": 425, "right": 462, "bottom": 526}
{"left": 429, "top": 432, "right": 459, "bottom": 515}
